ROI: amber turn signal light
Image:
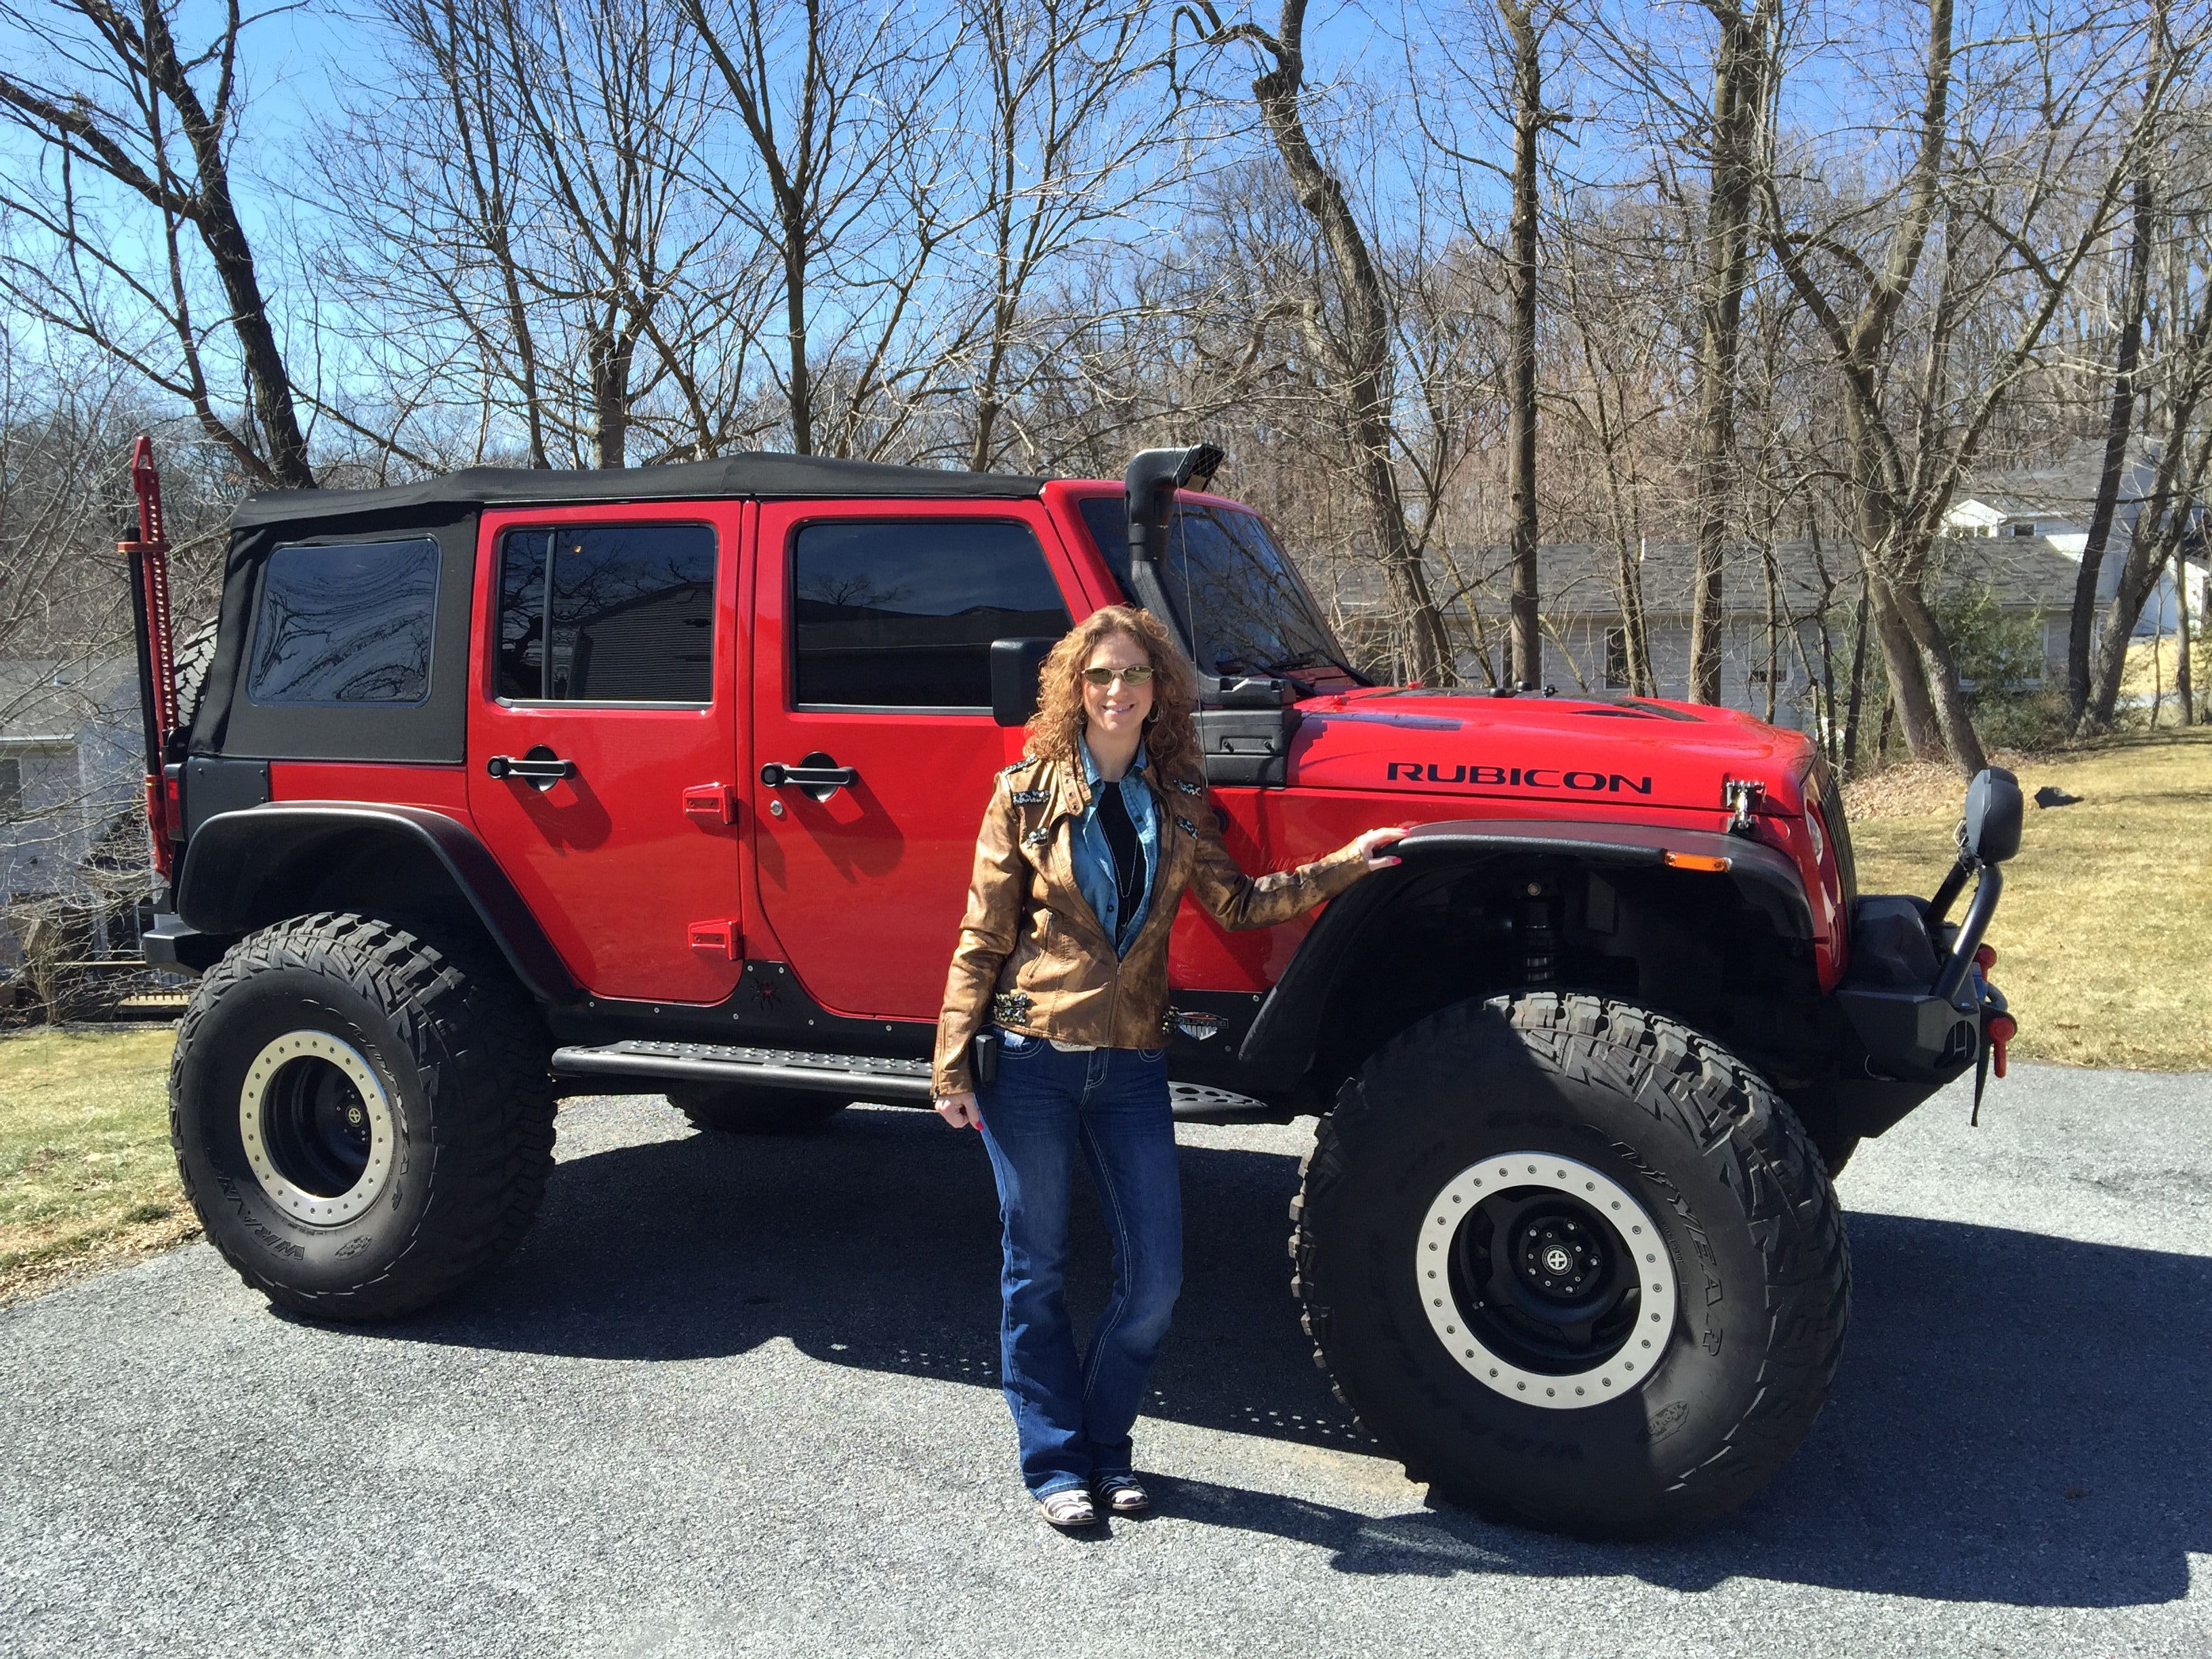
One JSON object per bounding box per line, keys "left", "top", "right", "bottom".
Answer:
{"left": 1662, "top": 851, "right": 1732, "bottom": 872}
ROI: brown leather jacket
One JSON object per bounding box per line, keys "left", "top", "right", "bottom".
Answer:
{"left": 933, "top": 752, "right": 1369, "bottom": 1096}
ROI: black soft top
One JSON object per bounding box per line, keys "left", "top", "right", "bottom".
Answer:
{"left": 230, "top": 452, "right": 1050, "bottom": 529}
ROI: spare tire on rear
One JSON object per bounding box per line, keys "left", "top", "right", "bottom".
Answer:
{"left": 1291, "top": 991, "right": 1849, "bottom": 1538}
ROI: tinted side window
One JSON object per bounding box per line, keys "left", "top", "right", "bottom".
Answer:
{"left": 247, "top": 538, "right": 439, "bottom": 705}
{"left": 496, "top": 524, "right": 716, "bottom": 703}
{"left": 792, "top": 520, "right": 1071, "bottom": 708}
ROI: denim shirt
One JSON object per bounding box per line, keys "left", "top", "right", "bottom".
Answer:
{"left": 1073, "top": 738, "right": 1160, "bottom": 957}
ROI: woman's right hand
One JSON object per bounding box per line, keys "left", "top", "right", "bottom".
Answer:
{"left": 935, "top": 1090, "right": 981, "bottom": 1130}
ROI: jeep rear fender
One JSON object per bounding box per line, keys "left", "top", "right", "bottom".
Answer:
{"left": 176, "top": 804, "right": 579, "bottom": 1004}
{"left": 1241, "top": 817, "right": 1814, "bottom": 1076}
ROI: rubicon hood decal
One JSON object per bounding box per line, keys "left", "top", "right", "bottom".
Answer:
{"left": 1385, "top": 760, "right": 1652, "bottom": 794}
{"left": 1285, "top": 689, "right": 1816, "bottom": 815}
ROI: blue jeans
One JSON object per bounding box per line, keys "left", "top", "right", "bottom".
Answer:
{"left": 977, "top": 1034, "right": 1181, "bottom": 1498}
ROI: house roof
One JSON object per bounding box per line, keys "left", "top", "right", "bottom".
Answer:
{"left": 1948, "top": 437, "right": 2167, "bottom": 523}
{"left": 1326, "top": 532, "right": 2106, "bottom": 622}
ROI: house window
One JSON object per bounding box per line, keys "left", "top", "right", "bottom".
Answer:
{"left": 2011, "top": 522, "right": 2036, "bottom": 536}
{"left": 1604, "top": 628, "right": 1631, "bottom": 689}
{"left": 0, "top": 757, "right": 20, "bottom": 818}
{"left": 496, "top": 524, "right": 717, "bottom": 703}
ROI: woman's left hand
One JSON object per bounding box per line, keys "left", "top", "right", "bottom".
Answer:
{"left": 1349, "top": 826, "right": 1409, "bottom": 871}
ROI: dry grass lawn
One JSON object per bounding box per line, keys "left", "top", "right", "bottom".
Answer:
{"left": 0, "top": 1027, "right": 192, "bottom": 1307}
{"left": 1847, "top": 726, "right": 2212, "bottom": 1070}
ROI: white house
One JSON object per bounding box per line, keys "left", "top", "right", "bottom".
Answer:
{"left": 1326, "top": 521, "right": 2132, "bottom": 736}
{"left": 0, "top": 656, "right": 146, "bottom": 970}
{"left": 1943, "top": 438, "right": 2210, "bottom": 677}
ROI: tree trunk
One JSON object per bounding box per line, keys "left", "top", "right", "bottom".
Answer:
{"left": 1866, "top": 571, "right": 1946, "bottom": 760}
{"left": 1244, "top": 0, "right": 1457, "bottom": 684}
{"left": 1761, "top": 548, "right": 1780, "bottom": 723}
{"left": 1609, "top": 535, "right": 1653, "bottom": 696}
{"left": 783, "top": 229, "right": 813, "bottom": 456}
{"left": 1889, "top": 577, "right": 1990, "bottom": 773}
{"left": 1841, "top": 576, "right": 1870, "bottom": 777}
{"left": 1687, "top": 0, "right": 1772, "bottom": 705}
{"left": 2068, "top": 173, "right": 2154, "bottom": 725}
{"left": 2086, "top": 380, "right": 2212, "bottom": 726}
{"left": 588, "top": 321, "right": 638, "bottom": 469}
{"left": 140, "top": 7, "right": 314, "bottom": 488}
{"left": 1501, "top": 0, "right": 1544, "bottom": 687}
{"left": 2175, "top": 542, "right": 2195, "bottom": 724}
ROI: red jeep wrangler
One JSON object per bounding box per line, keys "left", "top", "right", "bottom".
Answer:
{"left": 124, "top": 441, "right": 2018, "bottom": 1538}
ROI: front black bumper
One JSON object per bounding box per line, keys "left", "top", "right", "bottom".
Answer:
{"left": 1829, "top": 871, "right": 2010, "bottom": 1139}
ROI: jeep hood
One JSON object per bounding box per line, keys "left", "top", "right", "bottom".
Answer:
{"left": 1286, "top": 689, "right": 1817, "bottom": 819}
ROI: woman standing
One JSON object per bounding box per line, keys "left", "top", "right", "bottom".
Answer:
{"left": 933, "top": 606, "right": 1404, "bottom": 1529}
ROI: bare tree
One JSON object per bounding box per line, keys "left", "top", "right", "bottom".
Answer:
{"left": 2084, "top": 298, "right": 2212, "bottom": 726}
{"left": 1682, "top": 0, "right": 1778, "bottom": 705}
{"left": 0, "top": 0, "right": 312, "bottom": 487}
{"left": 1547, "top": 197, "right": 1675, "bottom": 696}
{"left": 953, "top": 0, "right": 1182, "bottom": 472}
{"left": 1761, "top": 0, "right": 2184, "bottom": 773}
{"left": 1180, "top": 0, "right": 1459, "bottom": 683}
{"left": 320, "top": 0, "right": 750, "bottom": 470}
{"left": 1494, "top": 0, "right": 1569, "bottom": 688}
{"left": 2068, "top": 1, "right": 2170, "bottom": 724}
{"left": 680, "top": 0, "right": 972, "bottom": 459}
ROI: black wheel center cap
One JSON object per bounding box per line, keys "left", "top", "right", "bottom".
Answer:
{"left": 1515, "top": 1213, "right": 1605, "bottom": 1300}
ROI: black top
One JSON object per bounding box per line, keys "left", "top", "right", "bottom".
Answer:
{"left": 1096, "top": 784, "right": 1144, "bottom": 921}
{"left": 230, "top": 452, "right": 1050, "bottom": 531}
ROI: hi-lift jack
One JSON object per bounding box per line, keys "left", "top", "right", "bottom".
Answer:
{"left": 120, "top": 436, "right": 182, "bottom": 880}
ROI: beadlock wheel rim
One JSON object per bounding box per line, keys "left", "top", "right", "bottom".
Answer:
{"left": 237, "top": 1031, "right": 394, "bottom": 1225}
{"left": 1416, "top": 1152, "right": 1679, "bottom": 1409}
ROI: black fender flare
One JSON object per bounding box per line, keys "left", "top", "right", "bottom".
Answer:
{"left": 174, "top": 803, "right": 579, "bottom": 1005}
{"left": 1240, "top": 817, "right": 1814, "bottom": 1076}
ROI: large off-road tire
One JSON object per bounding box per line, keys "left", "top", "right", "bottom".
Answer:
{"left": 1292, "top": 991, "right": 1849, "bottom": 1539}
{"left": 668, "top": 1086, "right": 848, "bottom": 1134}
{"left": 169, "top": 913, "right": 556, "bottom": 1321}
{"left": 171, "top": 619, "right": 218, "bottom": 735}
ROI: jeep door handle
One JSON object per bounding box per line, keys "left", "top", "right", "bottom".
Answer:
{"left": 487, "top": 754, "right": 578, "bottom": 790}
{"left": 759, "top": 758, "right": 857, "bottom": 794}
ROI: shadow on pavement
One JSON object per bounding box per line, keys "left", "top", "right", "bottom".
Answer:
{"left": 332, "top": 1102, "right": 2207, "bottom": 1608}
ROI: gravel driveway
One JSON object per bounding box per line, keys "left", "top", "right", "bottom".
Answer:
{"left": 3, "top": 1061, "right": 2206, "bottom": 1658}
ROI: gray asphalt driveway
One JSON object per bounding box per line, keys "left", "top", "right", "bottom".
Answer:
{"left": 2, "top": 1062, "right": 2207, "bottom": 1658}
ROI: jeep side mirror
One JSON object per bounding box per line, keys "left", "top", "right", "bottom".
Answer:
{"left": 989, "top": 637, "right": 1057, "bottom": 727}
{"left": 1963, "top": 766, "right": 2022, "bottom": 865}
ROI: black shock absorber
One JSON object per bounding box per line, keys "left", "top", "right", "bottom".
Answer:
{"left": 1520, "top": 880, "right": 1558, "bottom": 987}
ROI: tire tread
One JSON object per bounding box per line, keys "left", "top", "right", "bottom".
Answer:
{"left": 170, "top": 912, "right": 556, "bottom": 1322}
{"left": 1289, "top": 989, "right": 1850, "bottom": 1536}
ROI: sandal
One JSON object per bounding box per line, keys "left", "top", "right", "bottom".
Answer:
{"left": 1093, "top": 1474, "right": 1150, "bottom": 1515}
{"left": 1038, "top": 1488, "right": 1098, "bottom": 1530}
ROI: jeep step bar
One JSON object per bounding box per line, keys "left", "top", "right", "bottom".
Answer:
{"left": 548, "top": 1040, "right": 1276, "bottom": 1121}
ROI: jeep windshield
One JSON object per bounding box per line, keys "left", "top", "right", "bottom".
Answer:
{"left": 1076, "top": 496, "right": 1365, "bottom": 691}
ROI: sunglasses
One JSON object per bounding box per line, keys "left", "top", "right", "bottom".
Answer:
{"left": 1082, "top": 665, "right": 1155, "bottom": 687}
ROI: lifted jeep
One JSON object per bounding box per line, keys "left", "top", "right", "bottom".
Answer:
{"left": 123, "top": 438, "right": 2018, "bottom": 1538}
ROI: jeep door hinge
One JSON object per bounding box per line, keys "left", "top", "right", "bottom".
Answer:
{"left": 687, "top": 920, "right": 741, "bottom": 960}
{"left": 683, "top": 783, "right": 737, "bottom": 826}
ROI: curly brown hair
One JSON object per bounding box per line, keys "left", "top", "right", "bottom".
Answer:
{"left": 1025, "top": 605, "right": 1203, "bottom": 777}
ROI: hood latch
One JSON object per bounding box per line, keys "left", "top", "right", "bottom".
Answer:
{"left": 1722, "top": 778, "right": 1766, "bottom": 835}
